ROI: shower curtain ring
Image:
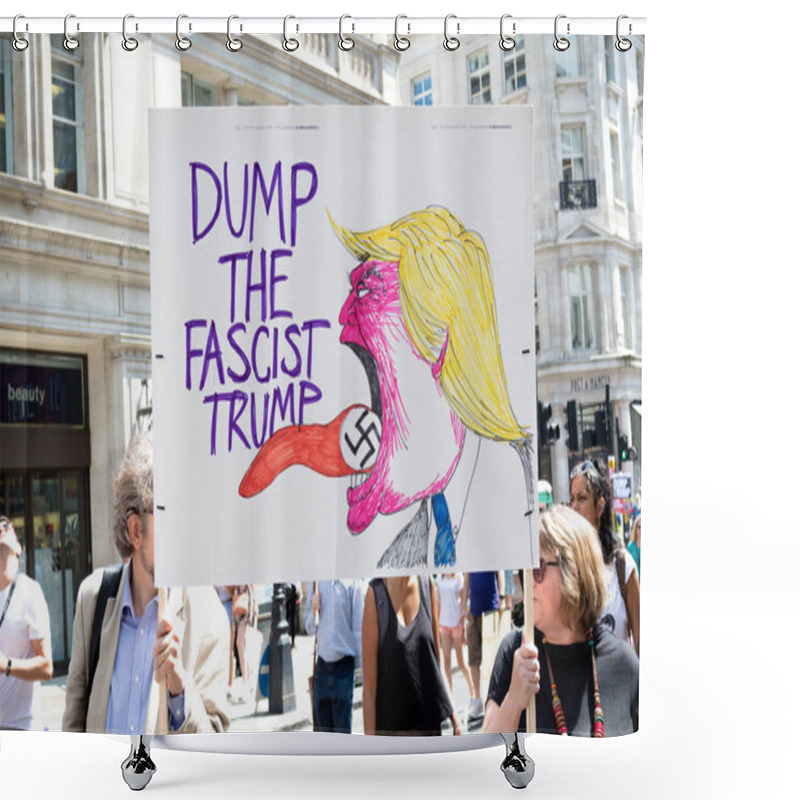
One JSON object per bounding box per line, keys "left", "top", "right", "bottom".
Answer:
{"left": 394, "top": 15, "right": 411, "bottom": 51}
{"left": 176, "top": 14, "right": 192, "bottom": 51}
{"left": 63, "top": 14, "right": 80, "bottom": 51}
{"left": 12, "top": 14, "right": 29, "bottom": 51}
{"left": 615, "top": 15, "right": 632, "bottom": 51}
{"left": 443, "top": 14, "right": 460, "bottom": 51}
{"left": 499, "top": 14, "right": 516, "bottom": 51}
{"left": 554, "top": 14, "right": 570, "bottom": 51}
{"left": 227, "top": 15, "right": 243, "bottom": 52}
{"left": 338, "top": 15, "right": 355, "bottom": 51}
{"left": 283, "top": 15, "right": 299, "bottom": 52}
{"left": 122, "top": 14, "right": 139, "bottom": 51}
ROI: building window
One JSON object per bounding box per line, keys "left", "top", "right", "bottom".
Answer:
{"left": 568, "top": 265, "right": 595, "bottom": 350}
{"left": 555, "top": 44, "right": 581, "bottom": 78}
{"left": 561, "top": 127, "right": 586, "bottom": 182}
{"left": 181, "top": 73, "right": 218, "bottom": 107}
{"left": 51, "top": 38, "right": 84, "bottom": 193}
{"left": 610, "top": 130, "right": 623, "bottom": 201}
{"left": 412, "top": 73, "right": 433, "bottom": 105}
{"left": 604, "top": 37, "right": 617, "bottom": 84}
{"left": 503, "top": 37, "right": 526, "bottom": 94}
{"left": 560, "top": 126, "right": 596, "bottom": 209}
{"left": 618, "top": 265, "right": 632, "bottom": 349}
{"left": 1, "top": 39, "right": 12, "bottom": 174}
{"left": 468, "top": 50, "right": 491, "bottom": 105}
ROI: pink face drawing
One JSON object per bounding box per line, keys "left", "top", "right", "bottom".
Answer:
{"left": 339, "top": 259, "right": 465, "bottom": 534}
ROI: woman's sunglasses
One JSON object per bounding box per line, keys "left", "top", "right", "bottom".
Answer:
{"left": 569, "top": 459, "right": 601, "bottom": 480}
{"left": 532, "top": 559, "right": 560, "bottom": 583}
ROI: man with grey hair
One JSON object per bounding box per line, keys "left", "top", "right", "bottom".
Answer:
{"left": 63, "top": 434, "right": 230, "bottom": 734}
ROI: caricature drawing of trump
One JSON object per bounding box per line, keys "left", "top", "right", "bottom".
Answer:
{"left": 240, "top": 206, "right": 534, "bottom": 570}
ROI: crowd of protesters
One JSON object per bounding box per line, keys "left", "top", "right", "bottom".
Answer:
{"left": 304, "top": 459, "right": 640, "bottom": 738}
{"left": 2, "top": 436, "right": 639, "bottom": 738}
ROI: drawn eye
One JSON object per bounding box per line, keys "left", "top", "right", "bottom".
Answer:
{"left": 356, "top": 282, "right": 369, "bottom": 299}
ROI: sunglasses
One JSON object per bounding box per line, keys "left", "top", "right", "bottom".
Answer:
{"left": 533, "top": 559, "right": 560, "bottom": 583}
{"left": 570, "top": 459, "right": 600, "bottom": 480}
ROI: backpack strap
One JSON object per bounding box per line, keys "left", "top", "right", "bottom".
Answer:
{"left": 615, "top": 550, "right": 628, "bottom": 606}
{"left": 86, "top": 564, "right": 124, "bottom": 716}
{"left": 0, "top": 572, "right": 19, "bottom": 630}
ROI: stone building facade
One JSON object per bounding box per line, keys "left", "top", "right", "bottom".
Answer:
{"left": 0, "top": 32, "right": 400, "bottom": 670}
{"left": 395, "top": 34, "right": 643, "bottom": 503}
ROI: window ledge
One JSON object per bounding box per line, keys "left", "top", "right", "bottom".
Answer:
{"left": 0, "top": 172, "right": 149, "bottom": 232}
{"left": 556, "top": 75, "right": 588, "bottom": 91}
{"left": 565, "top": 348, "right": 599, "bottom": 362}
{"left": 501, "top": 86, "right": 529, "bottom": 104}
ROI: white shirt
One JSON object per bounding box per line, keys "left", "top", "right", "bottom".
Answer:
{"left": 436, "top": 574, "right": 464, "bottom": 629}
{"left": 600, "top": 550, "right": 637, "bottom": 643}
{"left": 0, "top": 573, "right": 51, "bottom": 730}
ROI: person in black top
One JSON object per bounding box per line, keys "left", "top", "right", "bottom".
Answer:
{"left": 362, "top": 575, "right": 459, "bottom": 735}
{"left": 483, "top": 505, "right": 638, "bottom": 736}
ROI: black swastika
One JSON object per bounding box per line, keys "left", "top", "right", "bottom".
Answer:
{"left": 344, "top": 409, "right": 380, "bottom": 469}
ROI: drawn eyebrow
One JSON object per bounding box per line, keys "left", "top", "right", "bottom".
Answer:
{"left": 351, "top": 260, "right": 381, "bottom": 285}
{"left": 361, "top": 263, "right": 382, "bottom": 281}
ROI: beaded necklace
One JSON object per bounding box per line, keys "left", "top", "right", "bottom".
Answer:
{"left": 542, "top": 629, "right": 605, "bottom": 737}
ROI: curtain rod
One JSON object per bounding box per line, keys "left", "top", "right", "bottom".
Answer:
{"left": 1, "top": 15, "right": 646, "bottom": 37}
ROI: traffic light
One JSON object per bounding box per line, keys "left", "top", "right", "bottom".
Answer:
{"left": 595, "top": 409, "right": 609, "bottom": 449}
{"left": 619, "top": 434, "right": 629, "bottom": 462}
{"left": 565, "top": 400, "right": 579, "bottom": 452}
{"left": 538, "top": 402, "right": 561, "bottom": 446}
{"left": 538, "top": 402, "right": 550, "bottom": 436}
{"left": 537, "top": 402, "right": 546, "bottom": 445}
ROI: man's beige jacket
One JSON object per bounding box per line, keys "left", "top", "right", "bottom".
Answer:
{"left": 62, "top": 561, "right": 230, "bottom": 734}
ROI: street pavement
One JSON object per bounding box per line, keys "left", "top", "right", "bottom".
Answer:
{"left": 35, "top": 632, "right": 486, "bottom": 735}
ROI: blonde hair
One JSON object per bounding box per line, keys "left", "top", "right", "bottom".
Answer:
{"left": 631, "top": 515, "right": 641, "bottom": 546}
{"left": 539, "top": 505, "right": 606, "bottom": 632}
{"left": 330, "top": 206, "right": 527, "bottom": 443}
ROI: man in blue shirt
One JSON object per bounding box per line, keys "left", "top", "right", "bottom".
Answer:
{"left": 62, "top": 434, "right": 230, "bottom": 734}
{"left": 304, "top": 579, "right": 364, "bottom": 733}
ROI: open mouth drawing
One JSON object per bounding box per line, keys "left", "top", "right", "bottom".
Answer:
{"left": 238, "top": 238, "right": 470, "bottom": 556}
{"left": 238, "top": 341, "right": 385, "bottom": 535}
{"left": 341, "top": 342, "right": 383, "bottom": 491}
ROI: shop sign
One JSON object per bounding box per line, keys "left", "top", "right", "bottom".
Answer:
{"left": 1, "top": 357, "right": 85, "bottom": 427}
{"left": 569, "top": 374, "right": 611, "bottom": 394}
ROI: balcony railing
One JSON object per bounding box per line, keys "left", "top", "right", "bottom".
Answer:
{"left": 559, "top": 179, "right": 597, "bottom": 210}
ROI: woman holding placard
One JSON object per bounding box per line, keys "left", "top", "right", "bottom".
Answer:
{"left": 482, "top": 506, "right": 638, "bottom": 736}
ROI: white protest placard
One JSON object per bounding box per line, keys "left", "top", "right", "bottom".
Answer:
{"left": 149, "top": 106, "right": 537, "bottom": 586}
{"left": 613, "top": 473, "right": 633, "bottom": 500}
